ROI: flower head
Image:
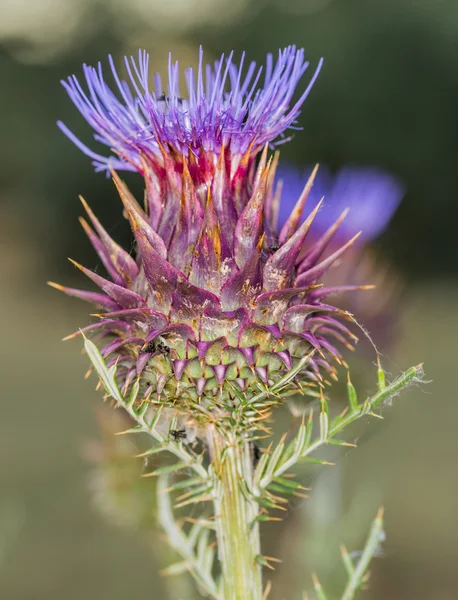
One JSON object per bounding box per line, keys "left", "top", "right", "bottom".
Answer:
{"left": 50, "top": 156, "right": 362, "bottom": 438}
{"left": 58, "top": 46, "right": 322, "bottom": 176}
{"left": 52, "top": 48, "right": 378, "bottom": 440}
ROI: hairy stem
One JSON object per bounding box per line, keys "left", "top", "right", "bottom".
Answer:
{"left": 208, "top": 427, "right": 263, "bottom": 600}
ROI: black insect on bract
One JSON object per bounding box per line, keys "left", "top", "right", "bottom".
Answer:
{"left": 157, "top": 94, "right": 184, "bottom": 105}
{"left": 141, "top": 339, "right": 170, "bottom": 355}
{"left": 170, "top": 428, "right": 187, "bottom": 441}
{"left": 251, "top": 442, "right": 261, "bottom": 467}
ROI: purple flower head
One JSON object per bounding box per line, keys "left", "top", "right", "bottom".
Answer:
{"left": 51, "top": 153, "right": 370, "bottom": 415}
{"left": 277, "top": 165, "right": 405, "bottom": 243}
{"left": 58, "top": 46, "right": 322, "bottom": 175}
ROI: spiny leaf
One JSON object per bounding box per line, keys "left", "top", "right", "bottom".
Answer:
{"left": 377, "top": 360, "right": 386, "bottom": 392}
{"left": 311, "top": 573, "right": 329, "bottom": 600}
{"left": 347, "top": 372, "right": 359, "bottom": 412}
{"left": 319, "top": 399, "right": 329, "bottom": 443}
{"left": 160, "top": 561, "right": 190, "bottom": 577}
{"left": 340, "top": 545, "right": 355, "bottom": 577}
{"left": 260, "top": 436, "right": 286, "bottom": 486}
{"left": 164, "top": 477, "right": 204, "bottom": 492}
{"left": 145, "top": 461, "right": 190, "bottom": 477}
{"left": 267, "top": 483, "right": 300, "bottom": 495}
{"left": 272, "top": 475, "right": 307, "bottom": 491}
{"left": 250, "top": 514, "right": 282, "bottom": 529}
{"left": 84, "top": 338, "right": 123, "bottom": 403}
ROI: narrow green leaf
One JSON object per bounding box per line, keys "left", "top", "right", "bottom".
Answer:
{"left": 280, "top": 435, "right": 298, "bottom": 466}
{"left": 346, "top": 373, "right": 359, "bottom": 412}
{"left": 152, "top": 461, "right": 189, "bottom": 476}
{"left": 84, "top": 338, "right": 123, "bottom": 403}
{"left": 340, "top": 545, "right": 355, "bottom": 577}
{"left": 128, "top": 379, "right": 140, "bottom": 406}
{"left": 253, "top": 450, "right": 271, "bottom": 487}
{"left": 196, "top": 528, "right": 211, "bottom": 563}
{"left": 255, "top": 554, "right": 270, "bottom": 567}
{"left": 319, "top": 405, "right": 329, "bottom": 443}
{"left": 260, "top": 439, "right": 285, "bottom": 486}
{"left": 252, "top": 495, "right": 279, "bottom": 509}
{"left": 304, "top": 414, "right": 314, "bottom": 448}
{"left": 135, "top": 444, "right": 167, "bottom": 457}
{"left": 328, "top": 439, "right": 357, "bottom": 448}
{"left": 377, "top": 363, "right": 386, "bottom": 392}
{"left": 164, "top": 476, "right": 204, "bottom": 492}
{"left": 160, "top": 561, "right": 190, "bottom": 576}
{"left": 202, "top": 545, "right": 215, "bottom": 576}
{"left": 174, "top": 489, "right": 213, "bottom": 508}
{"left": 267, "top": 483, "right": 296, "bottom": 495}
{"left": 272, "top": 476, "right": 304, "bottom": 490}
{"left": 312, "top": 574, "right": 329, "bottom": 600}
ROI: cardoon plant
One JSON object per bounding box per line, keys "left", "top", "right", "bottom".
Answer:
{"left": 51, "top": 46, "right": 422, "bottom": 600}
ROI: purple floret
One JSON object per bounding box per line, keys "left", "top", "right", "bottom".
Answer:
{"left": 58, "top": 46, "right": 322, "bottom": 174}
{"left": 277, "top": 165, "right": 405, "bottom": 242}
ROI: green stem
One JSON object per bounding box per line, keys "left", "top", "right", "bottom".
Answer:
{"left": 208, "top": 427, "right": 263, "bottom": 600}
{"left": 340, "top": 508, "right": 385, "bottom": 600}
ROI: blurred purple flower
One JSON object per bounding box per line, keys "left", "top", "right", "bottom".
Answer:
{"left": 277, "top": 165, "right": 405, "bottom": 242}
{"left": 58, "top": 46, "right": 322, "bottom": 174}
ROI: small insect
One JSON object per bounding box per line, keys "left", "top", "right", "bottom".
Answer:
{"left": 141, "top": 338, "right": 170, "bottom": 355}
{"left": 170, "top": 428, "right": 187, "bottom": 441}
{"left": 270, "top": 244, "right": 280, "bottom": 252}
{"left": 157, "top": 94, "right": 184, "bottom": 105}
{"left": 251, "top": 442, "right": 261, "bottom": 468}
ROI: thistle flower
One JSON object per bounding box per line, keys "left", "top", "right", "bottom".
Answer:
{"left": 57, "top": 45, "right": 322, "bottom": 220}
{"left": 51, "top": 48, "right": 367, "bottom": 442}
{"left": 53, "top": 47, "right": 423, "bottom": 600}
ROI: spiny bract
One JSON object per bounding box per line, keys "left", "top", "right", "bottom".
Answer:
{"left": 51, "top": 47, "right": 364, "bottom": 440}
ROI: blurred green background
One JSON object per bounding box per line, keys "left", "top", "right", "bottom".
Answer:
{"left": 1, "top": 0, "right": 457, "bottom": 598}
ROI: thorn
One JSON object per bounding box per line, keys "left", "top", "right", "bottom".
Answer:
{"left": 338, "top": 406, "right": 350, "bottom": 419}
{"left": 115, "top": 428, "right": 138, "bottom": 436}
{"left": 62, "top": 331, "right": 80, "bottom": 341}
{"left": 311, "top": 571, "right": 327, "bottom": 596}
{"left": 263, "top": 580, "right": 272, "bottom": 600}
{"left": 292, "top": 491, "right": 309, "bottom": 499}
{"left": 369, "top": 412, "right": 384, "bottom": 420}
{"left": 263, "top": 555, "right": 282, "bottom": 563}
{"left": 68, "top": 257, "right": 84, "bottom": 270}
